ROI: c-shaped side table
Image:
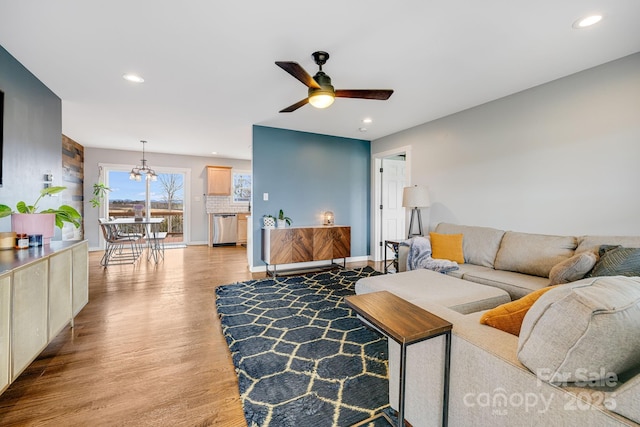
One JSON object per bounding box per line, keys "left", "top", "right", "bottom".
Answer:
{"left": 346, "top": 290, "right": 452, "bottom": 427}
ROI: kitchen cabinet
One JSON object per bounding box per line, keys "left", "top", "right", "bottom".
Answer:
{"left": 207, "top": 166, "right": 232, "bottom": 196}
{"left": 237, "top": 212, "right": 249, "bottom": 244}
{"left": 261, "top": 226, "right": 351, "bottom": 276}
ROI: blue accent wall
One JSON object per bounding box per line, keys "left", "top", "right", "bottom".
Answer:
{"left": 252, "top": 125, "right": 370, "bottom": 268}
{"left": 0, "top": 44, "right": 63, "bottom": 236}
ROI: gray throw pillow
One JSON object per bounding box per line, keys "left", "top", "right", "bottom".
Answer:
{"left": 589, "top": 246, "right": 640, "bottom": 277}
{"left": 548, "top": 251, "right": 598, "bottom": 285}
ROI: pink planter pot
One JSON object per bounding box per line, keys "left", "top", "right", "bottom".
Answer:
{"left": 11, "top": 213, "right": 55, "bottom": 244}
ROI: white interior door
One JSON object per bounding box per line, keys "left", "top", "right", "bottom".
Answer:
{"left": 372, "top": 146, "right": 411, "bottom": 262}
{"left": 381, "top": 158, "right": 406, "bottom": 260}
{"left": 382, "top": 158, "right": 406, "bottom": 240}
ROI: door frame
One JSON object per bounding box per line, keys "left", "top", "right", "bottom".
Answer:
{"left": 371, "top": 145, "right": 412, "bottom": 261}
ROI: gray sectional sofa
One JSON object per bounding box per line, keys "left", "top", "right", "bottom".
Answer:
{"left": 356, "top": 223, "right": 640, "bottom": 427}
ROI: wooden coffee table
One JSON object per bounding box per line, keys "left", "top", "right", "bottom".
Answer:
{"left": 346, "top": 290, "right": 452, "bottom": 427}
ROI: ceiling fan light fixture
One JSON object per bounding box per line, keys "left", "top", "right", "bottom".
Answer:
{"left": 276, "top": 50, "right": 393, "bottom": 112}
{"left": 308, "top": 90, "right": 335, "bottom": 109}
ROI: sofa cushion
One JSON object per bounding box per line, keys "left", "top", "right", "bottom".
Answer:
{"left": 435, "top": 223, "right": 505, "bottom": 268}
{"left": 355, "top": 269, "right": 510, "bottom": 314}
{"left": 548, "top": 251, "right": 598, "bottom": 285}
{"left": 494, "top": 231, "right": 577, "bottom": 278}
{"left": 518, "top": 276, "right": 640, "bottom": 383}
{"left": 462, "top": 268, "right": 550, "bottom": 300}
{"left": 446, "top": 263, "right": 491, "bottom": 279}
{"left": 429, "top": 232, "right": 464, "bottom": 263}
{"left": 576, "top": 235, "right": 640, "bottom": 254}
{"left": 612, "top": 372, "right": 640, "bottom": 424}
{"left": 589, "top": 246, "right": 640, "bottom": 278}
{"left": 479, "top": 286, "right": 557, "bottom": 336}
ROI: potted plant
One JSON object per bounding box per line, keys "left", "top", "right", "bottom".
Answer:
{"left": 0, "top": 186, "right": 82, "bottom": 244}
{"left": 276, "top": 209, "right": 292, "bottom": 228}
{"left": 89, "top": 182, "right": 111, "bottom": 208}
{"left": 262, "top": 214, "right": 276, "bottom": 229}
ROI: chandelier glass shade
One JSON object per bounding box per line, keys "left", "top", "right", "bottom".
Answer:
{"left": 130, "top": 140, "right": 157, "bottom": 181}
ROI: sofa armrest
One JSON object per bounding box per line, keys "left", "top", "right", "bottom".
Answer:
{"left": 398, "top": 245, "right": 408, "bottom": 272}
{"left": 612, "top": 371, "right": 640, "bottom": 424}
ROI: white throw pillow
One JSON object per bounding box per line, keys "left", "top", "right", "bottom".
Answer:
{"left": 517, "top": 276, "right": 640, "bottom": 384}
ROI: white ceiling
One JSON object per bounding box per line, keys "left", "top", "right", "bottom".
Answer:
{"left": 1, "top": 1, "right": 639, "bottom": 160}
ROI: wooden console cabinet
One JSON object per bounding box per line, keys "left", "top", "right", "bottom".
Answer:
{"left": 261, "top": 226, "right": 351, "bottom": 276}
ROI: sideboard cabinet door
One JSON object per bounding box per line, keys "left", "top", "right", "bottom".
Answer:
{"left": 0, "top": 272, "right": 10, "bottom": 394}
{"left": 312, "top": 228, "right": 333, "bottom": 261}
{"left": 332, "top": 227, "right": 351, "bottom": 259}
{"left": 72, "top": 241, "right": 89, "bottom": 316}
{"left": 49, "top": 250, "right": 73, "bottom": 339}
{"left": 12, "top": 260, "right": 48, "bottom": 381}
{"left": 292, "top": 228, "right": 313, "bottom": 263}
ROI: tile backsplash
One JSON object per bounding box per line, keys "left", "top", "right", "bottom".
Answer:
{"left": 206, "top": 196, "right": 250, "bottom": 213}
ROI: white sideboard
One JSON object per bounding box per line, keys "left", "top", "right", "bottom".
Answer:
{"left": 0, "top": 240, "right": 89, "bottom": 394}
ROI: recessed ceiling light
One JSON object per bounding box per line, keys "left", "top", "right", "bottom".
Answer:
{"left": 123, "top": 74, "right": 145, "bottom": 83}
{"left": 362, "top": 118, "right": 373, "bottom": 124}
{"left": 572, "top": 14, "right": 603, "bottom": 29}
{"left": 211, "top": 151, "right": 218, "bottom": 155}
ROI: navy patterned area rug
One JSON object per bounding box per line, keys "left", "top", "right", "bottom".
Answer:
{"left": 216, "top": 266, "right": 390, "bottom": 427}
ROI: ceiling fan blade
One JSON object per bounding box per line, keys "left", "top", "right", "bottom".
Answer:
{"left": 335, "top": 89, "right": 394, "bottom": 100}
{"left": 275, "top": 61, "right": 321, "bottom": 89}
{"left": 279, "top": 98, "right": 309, "bottom": 113}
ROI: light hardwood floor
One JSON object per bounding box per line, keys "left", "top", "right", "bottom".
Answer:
{"left": 0, "top": 245, "right": 378, "bottom": 426}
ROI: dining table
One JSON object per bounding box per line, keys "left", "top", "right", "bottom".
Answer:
{"left": 104, "top": 217, "right": 166, "bottom": 263}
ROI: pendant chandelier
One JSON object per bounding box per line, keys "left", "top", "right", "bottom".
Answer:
{"left": 129, "top": 140, "right": 157, "bottom": 181}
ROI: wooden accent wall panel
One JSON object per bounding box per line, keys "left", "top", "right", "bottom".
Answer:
{"left": 62, "top": 135, "right": 84, "bottom": 241}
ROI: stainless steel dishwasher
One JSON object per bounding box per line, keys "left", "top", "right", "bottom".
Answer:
{"left": 212, "top": 213, "right": 238, "bottom": 246}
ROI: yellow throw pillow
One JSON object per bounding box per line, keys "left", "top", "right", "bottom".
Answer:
{"left": 429, "top": 232, "right": 464, "bottom": 263}
{"left": 480, "top": 286, "right": 557, "bottom": 336}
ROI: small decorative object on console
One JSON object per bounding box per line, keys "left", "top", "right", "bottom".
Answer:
{"left": 262, "top": 215, "right": 275, "bottom": 229}
{"left": 276, "top": 209, "right": 291, "bottom": 228}
{"left": 323, "top": 210, "right": 334, "bottom": 226}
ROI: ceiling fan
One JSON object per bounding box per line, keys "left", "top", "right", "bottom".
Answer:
{"left": 275, "top": 51, "right": 394, "bottom": 113}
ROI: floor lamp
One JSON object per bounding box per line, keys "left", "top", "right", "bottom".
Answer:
{"left": 402, "top": 185, "right": 430, "bottom": 239}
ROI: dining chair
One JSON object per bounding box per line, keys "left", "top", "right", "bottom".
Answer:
{"left": 98, "top": 218, "right": 144, "bottom": 266}
{"left": 145, "top": 231, "right": 168, "bottom": 262}
{"left": 109, "top": 216, "right": 144, "bottom": 240}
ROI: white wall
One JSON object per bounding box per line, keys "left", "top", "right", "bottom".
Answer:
{"left": 84, "top": 147, "right": 250, "bottom": 249}
{"left": 372, "top": 52, "right": 640, "bottom": 237}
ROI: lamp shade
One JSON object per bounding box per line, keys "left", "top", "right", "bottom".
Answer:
{"left": 309, "top": 91, "right": 335, "bottom": 109}
{"left": 402, "top": 185, "right": 430, "bottom": 208}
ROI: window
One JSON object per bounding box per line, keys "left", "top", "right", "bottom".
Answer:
{"left": 100, "top": 163, "right": 190, "bottom": 245}
{"left": 232, "top": 171, "right": 251, "bottom": 203}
